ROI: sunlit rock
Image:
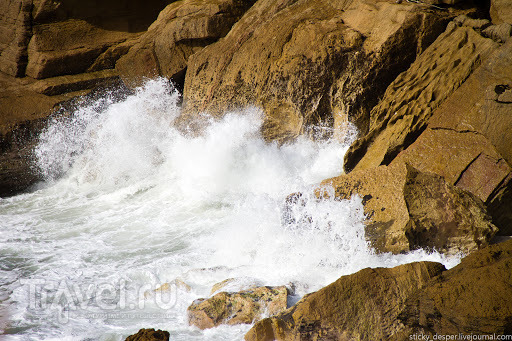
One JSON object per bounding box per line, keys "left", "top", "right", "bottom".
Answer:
{"left": 188, "top": 285, "right": 289, "bottom": 329}
{"left": 245, "top": 262, "right": 445, "bottom": 340}
{"left": 321, "top": 162, "right": 497, "bottom": 255}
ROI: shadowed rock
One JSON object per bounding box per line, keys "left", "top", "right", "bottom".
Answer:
{"left": 115, "top": 0, "right": 255, "bottom": 88}
{"left": 125, "top": 328, "right": 170, "bottom": 341}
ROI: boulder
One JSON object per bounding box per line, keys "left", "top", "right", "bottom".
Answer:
{"left": 180, "top": 0, "right": 464, "bottom": 142}
{"left": 245, "top": 262, "right": 445, "bottom": 341}
{"left": 320, "top": 162, "right": 497, "bottom": 254}
{"left": 187, "top": 285, "right": 289, "bottom": 329}
{"left": 400, "top": 239, "right": 512, "bottom": 336}
{"left": 115, "top": 0, "right": 255, "bottom": 87}
{"left": 125, "top": 328, "right": 170, "bottom": 341}
{"left": 344, "top": 19, "right": 498, "bottom": 173}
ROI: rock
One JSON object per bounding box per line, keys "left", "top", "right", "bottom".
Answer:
{"left": 144, "top": 278, "right": 192, "bottom": 298}
{"left": 490, "top": 0, "right": 512, "bottom": 25}
{"left": 344, "top": 21, "right": 498, "bottom": 173}
{"left": 392, "top": 128, "right": 512, "bottom": 236}
{"left": 116, "top": 0, "right": 255, "bottom": 87}
{"left": 125, "top": 328, "right": 170, "bottom": 341}
{"left": 320, "top": 162, "right": 497, "bottom": 254}
{"left": 452, "top": 14, "right": 490, "bottom": 29}
{"left": 29, "top": 69, "right": 119, "bottom": 96}
{"left": 23, "top": 0, "right": 171, "bottom": 79}
{"left": 0, "top": 74, "right": 131, "bottom": 197}
{"left": 0, "top": 0, "right": 31, "bottom": 76}
{"left": 245, "top": 261, "right": 445, "bottom": 341}
{"left": 180, "top": 0, "right": 463, "bottom": 142}
{"left": 210, "top": 278, "right": 238, "bottom": 295}
{"left": 482, "top": 22, "right": 512, "bottom": 43}
{"left": 400, "top": 239, "right": 512, "bottom": 336}
{"left": 187, "top": 285, "right": 289, "bottom": 329}
{"left": 423, "top": 38, "right": 512, "bottom": 233}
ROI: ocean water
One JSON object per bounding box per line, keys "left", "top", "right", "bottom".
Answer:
{"left": 0, "top": 78, "right": 460, "bottom": 340}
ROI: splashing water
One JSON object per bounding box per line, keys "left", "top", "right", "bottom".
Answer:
{"left": 0, "top": 78, "right": 460, "bottom": 340}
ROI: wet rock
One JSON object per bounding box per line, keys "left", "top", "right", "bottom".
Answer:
{"left": 245, "top": 262, "right": 445, "bottom": 341}
{"left": 344, "top": 21, "right": 498, "bottom": 173}
{"left": 321, "top": 162, "right": 497, "bottom": 254}
{"left": 188, "top": 285, "right": 289, "bottom": 329}
{"left": 144, "top": 278, "right": 192, "bottom": 298}
{"left": 115, "top": 0, "right": 255, "bottom": 87}
{"left": 125, "top": 328, "right": 170, "bottom": 341}
{"left": 181, "top": 0, "right": 464, "bottom": 142}
{"left": 400, "top": 239, "right": 512, "bottom": 336}
{"left": 209, "top": 277, "right": 263, "bottom": 296}
{"left": 0, "top": 75, "right": 131, "bottom": 197}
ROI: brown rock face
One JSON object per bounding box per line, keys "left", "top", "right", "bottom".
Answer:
{"left": 0, "top": 0, "right": 32, "bottom": 76}
{"left": 1, "top": 0, "right": 173, "bottom": 79}
{"left": 245, "top": 262, "right": 445, "bottom": 341}
{"left": 387, "top": 38, "right": 512, "bottom": 234}
{"left": 392, "top": 128, "right": 512, "bottom": 236}
{"left": 125, "top": 328, "right": 170, "bottom": 341}
{"left": 187, "top": 285, "right": 289, "bottom": 329}
{"left": 344, "top": 19, "right": 498, "bottom": 173}
{"left": 181, "top": 0, "right": 460, "bottom": 142}
{"left": 400, "top": 239, "right": 512, "bottom": 336}
{"left": 490, "top": 0, "right": 512, "bottom": 25}
{"left": 320, "top": 162, "right": 497, "bottom": 254}
{"left": 115, "top": 0, "right": 255, "bottom": 87}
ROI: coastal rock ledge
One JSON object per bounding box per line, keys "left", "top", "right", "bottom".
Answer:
{"left": 245, "top": 239, "right": 512, "bottom": 340}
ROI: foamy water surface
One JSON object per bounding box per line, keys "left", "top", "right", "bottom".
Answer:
{"left": 0, "top": 79, "right": 460, "bottom": 340}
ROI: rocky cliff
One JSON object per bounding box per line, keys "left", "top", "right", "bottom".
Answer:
{"left": 1, "top": 0, "right": 512, "bottom": 339}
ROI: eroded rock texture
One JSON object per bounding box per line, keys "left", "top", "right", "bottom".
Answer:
{"left": 344, "top": 19, "right": 499, "bottom": 173}
{"left": 180, "top": 0, "right": 464, "bottom": 142}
